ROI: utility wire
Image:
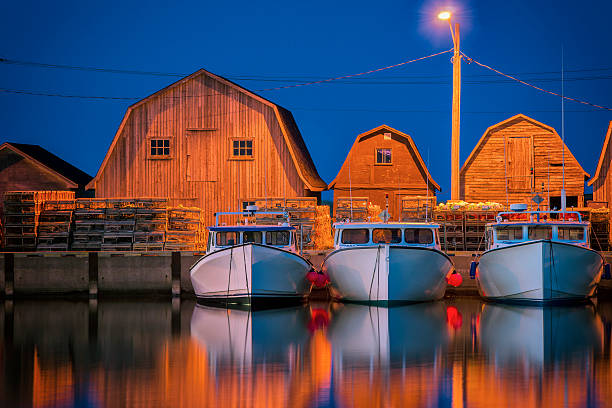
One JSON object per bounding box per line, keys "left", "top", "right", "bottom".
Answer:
{"left": 254, "top": 49, "right": 453, "bottom": 90}
{"left": 462, "top": 52, "right": 612, "bottom": 111}
{"left": 3, "top": 56, "right": 612, "bottom": 80}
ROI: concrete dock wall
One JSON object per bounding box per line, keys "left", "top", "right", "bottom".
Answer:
{"left": 1, "top": 250, "right": 611, "bottom": 298}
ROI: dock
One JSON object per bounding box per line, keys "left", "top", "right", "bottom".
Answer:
{"left": 2, "top": 250, "right": 611, "bottom": 298}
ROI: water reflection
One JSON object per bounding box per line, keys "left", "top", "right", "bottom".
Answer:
{"left": 0, "top": 298, "right": 610, "bottom": 407}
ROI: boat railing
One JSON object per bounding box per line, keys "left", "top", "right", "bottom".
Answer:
{"left": 214, "top": 210, "right": 288, "bottom": 226}
{"left": 495, "top": 210, "right": 583, "bottom": 223}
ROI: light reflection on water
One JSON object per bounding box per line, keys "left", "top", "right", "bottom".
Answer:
{"left": 0, "top": 298, "right": 610, "bottom": 407}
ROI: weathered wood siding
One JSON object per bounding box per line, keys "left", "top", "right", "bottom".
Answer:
{"left": 0, "top": 148, "right": 75, "bottom": 196}
{"left": 460, "top": 116, "right": 587, "bottom": 207}
{"left": 331, "top": 128, "right": 437, "bottom": 219}
{"left": 590, "top": 122, "right": 612, "bottom": 205}
{"left": 93, "top": 73, "right": 318, "bottom": 227}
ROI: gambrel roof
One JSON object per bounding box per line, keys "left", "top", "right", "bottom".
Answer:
{"left": 86, "top": 68, "right": 327, "bottom": 192}
{"left": 328, "top": 124, "right": 441, "bottom": 191}
{"left": 460, "top": 113, "right": 590, "bottom": 179}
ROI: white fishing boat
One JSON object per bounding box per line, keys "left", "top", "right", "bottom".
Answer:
{"left": 476, "top": 206, "right": 605, "bottom": 303}
{"left": 190, "top": 208, "right": 313, "bottom": 305}
{"left": 322, "top": 222, "right": 455, "bottom": 304}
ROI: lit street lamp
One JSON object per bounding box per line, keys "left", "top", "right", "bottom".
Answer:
{"left": 439, "top": 11, "right": 462, "bottom": 201}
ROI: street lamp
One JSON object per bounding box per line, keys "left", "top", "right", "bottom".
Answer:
{"left": 439, "top": 11, "right": 462, "bottom": 201}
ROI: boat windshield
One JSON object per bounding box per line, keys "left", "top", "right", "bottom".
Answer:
{"left": 243, "top": 231, "right": 262, "bottom": 244}
{"left": 558, "top": 226, "right": 584, "bottom": 241}
{"left": 496, "top": 226, "right": 523, "bottom": 241}
{"left": 341, "top": 228, "right": 370, "bottom": 244}
{"left": 216, "top": 231, "right": 240, "bottom": 246}
{"left": 372, "top": 228, "right": 402, "bottom": 244}
{"left": 404, "top": 228, "right": 433, "bottom": 244}
{"left": 266, "top": 230, "right": 290, "bottom": 246}
{"left": 528, "top": 226, "right": 552, "bottom": 240}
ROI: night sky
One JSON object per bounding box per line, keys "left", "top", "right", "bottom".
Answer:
{"left": 1, "top": 0, "right": 611, "bottom": 202}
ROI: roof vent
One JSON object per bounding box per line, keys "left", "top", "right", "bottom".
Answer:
{"left": 509, "top": 203, "right": 528, "bottom": 212}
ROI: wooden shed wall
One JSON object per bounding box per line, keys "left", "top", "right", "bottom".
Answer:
{"left": 460, "top": 118, "right": 586, "bottom": 207}
{"left": 332, "top": 131, "right": 436, "bottom": 219}
{"left": 0, "top": 148, "right": 75, "bottom": 195}
{"left": 591, "top": 125, "right": 612, "bottom": 205}
{"left": 93, "top": 74, "right": 316, "bottom": 227}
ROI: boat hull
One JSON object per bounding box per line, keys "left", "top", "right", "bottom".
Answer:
{"left": 190, "top": 244, "right": 311, "bottom": 303}
{"left": 323, "top": 245, "right": 453, "bottom": 303}
{"left": 477, "top": 240, "right": 603, "bottom": 303}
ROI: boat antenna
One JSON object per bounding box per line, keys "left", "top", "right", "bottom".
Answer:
{"left": 561, "top": 47, "right": 566, "bottom": 211}
{"left": 503, "top": 136, "right": 509, "bottom": 209}
{"left": 547, "top": 153, "right": 551, "bottom": 209}
{"left": 349, "top": 153, "right": 353, "bottom": 221}
{"left": 426, "top": 147, "right": 430, "bottom": 221}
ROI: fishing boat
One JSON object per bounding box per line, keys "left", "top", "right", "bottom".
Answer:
{"left": 322, "top": 221, "right": 455, "bottom": 304}
{"left": 190, "top": 207, "right": 313, "bottom": 305}
{"left": 475, "top": 205, "right": 604, "bottom": 303}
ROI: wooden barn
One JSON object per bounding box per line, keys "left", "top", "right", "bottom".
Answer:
{"left": 0, "top": 142, "right": 92, "bottom": 202}
{"left": 328, "top": 125, "right": 440, "bottom": 221}
{"left": 86, "top": 69, "right": 327, "bottom": 227}
{"left": 460, "top": 114, "right": 589, "bottom": 209}
{"left": 587, "top": 121, "right": 612, "bottom": 206}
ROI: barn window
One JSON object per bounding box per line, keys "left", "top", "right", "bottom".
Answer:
{"left": 150, "top": 139, "right": 170, "bottom": 156}
{"left": 376, "top": 148, "right": 392, "bottom": 164}
{"left": 231, "top": 139, "right": 253, "bottom": 158}
{"left": 242, "top": 201, "right": 255, "bottom": 210}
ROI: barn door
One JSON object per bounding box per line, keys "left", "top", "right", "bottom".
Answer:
{"left": 185, "top": 130, "right": 218, "bottom": 182}
{"left": 506, "top": 136, "right": 533, "bottom": 192}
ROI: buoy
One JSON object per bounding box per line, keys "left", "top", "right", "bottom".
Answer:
{"left": 604, "top": 263, "right": 611, "bottom": 280}
{"left": 306, "top": 269, "right": 318, "bottom": 284}
{"left": 307, "top": 269, "right": 330, "bottom": 288}
{"left": 447, "top": 272, "right": 462, "bottom": 287}
{"left": 469, "top": 261, "right": 479, "bottom": 279}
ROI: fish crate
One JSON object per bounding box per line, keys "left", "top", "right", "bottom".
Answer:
{"left": 439, "top": 223, "right": 465, "bottom": 251}
{"left": 75, "top": 199, "right": 107, "bottom": 210}
{"left": 37, "top": 234, "right": 70, "bottom": 251}
{"left": 135, "top": 198, "right": 169, "bottom": 209}
{"left": 433, "top": 209, "right": 465, "bottom": 222}
{"left": 133, "top": 231, "right": 165, "bottom": 251}
{"left": 101, "top": 233, "right": 133, "bottom": 251}
{"left": 165, "top": 231, "right": 198, "bottom": 251}
{"left": 335, "top": 197, "right": 368, "bottom": 221}
{"left": 71, "top": 232, "right": 104, "bottom": 250}
{"left": 106, "top": 199, "right": 136, "bottom": 209}
{"left": 400, "top": 196, "right": 436, "bottom": 221}
{"left": 465, "top": 236, "right": 486, "bottom": 252}
{"left": 4, "top": 236, "right": 36, "bottom": 251}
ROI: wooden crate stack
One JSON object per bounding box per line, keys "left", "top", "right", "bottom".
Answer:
{"left": 254, "top": 197, "right": 318, "bottom": 249}
{"left": 134, "top": 198, "right": 168, "bottom": 251}
{"left": 434, "top": 210, "right": 465, "bottom": 252}
{"left": 72, "top": 199, "right": 107, "bottom": 250}
{"left": 590, "top": 209, "right": 610, "bottom": 251}
{"left": 102, "top": 199, "right": 136, "bottom": 251}
{"left": 165, "top": 207, "right": 203, "bottom": 251}
{"left": 3, "top": 191, "right": 74, "bottom": 251}
{"left": 400, "top": 196, "right": 436, "bottom": 221}
{"left": 463, "top": 210, "right": 496, "bottom": 252}
{"left": 36, "top": 200, "right": 75, "bottom": 251}
{"left": 335, "top": 197, "right": 368, "bottom": 222}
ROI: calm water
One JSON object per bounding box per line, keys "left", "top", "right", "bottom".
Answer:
{"left": 0, "top": 298, "right": 611, "bottom": 408}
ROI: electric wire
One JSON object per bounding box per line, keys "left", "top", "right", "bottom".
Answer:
{"left": 462, "top": 52, "right": 612, "bottom": 111}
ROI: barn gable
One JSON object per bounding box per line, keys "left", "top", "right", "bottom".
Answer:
{"left": 86, "top": 68, "right": 326, "bottom": 192}
{"left": 460, "top": 114, "right": 589, "bottom": 207}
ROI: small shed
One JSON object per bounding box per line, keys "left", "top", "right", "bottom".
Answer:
{"left": 0, "top": 142, "right": 92, "bottom": 204}
{"left": 460, "top": 114, "right": 589, "bottom": 209}
{"left": 328, "top": 125, "right": 440, "bottom": 221}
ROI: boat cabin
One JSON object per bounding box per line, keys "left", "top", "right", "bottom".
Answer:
{"left": 207, "top": 225, "right": 298, "bottom": 253}
{"left": 333, "top": 223, "right": 441, "bottom": 250}
{"left": 486, "top": 211, "right": 589, "bottom": 250}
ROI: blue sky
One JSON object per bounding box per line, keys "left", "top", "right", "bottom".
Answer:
{"left": 1, "top": 0, "right": 611, "bottom": 202}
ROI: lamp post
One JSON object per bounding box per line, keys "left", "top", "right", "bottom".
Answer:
{"left": 438, "top": 11, "right": 461, "bottom": 201}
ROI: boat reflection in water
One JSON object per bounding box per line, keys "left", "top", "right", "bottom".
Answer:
{"left": 476, "top": 303, "right": 606, "bottom": 407}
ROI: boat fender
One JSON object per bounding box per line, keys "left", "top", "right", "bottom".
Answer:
{"left": 469, "top": 261, "right": 479, "bottom": 279}
{"left": 307, "top": 269, "right": 330, "bottom": 288}
{"left": 447, "top": 271, "right": 462, "bottom": 287}
{"left": 604, "top": 263, "right": 612, "bottom": 280}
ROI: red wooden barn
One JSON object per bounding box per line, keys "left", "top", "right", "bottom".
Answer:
{"left": 328, "top": 125, "right": 440, "bottom": 221}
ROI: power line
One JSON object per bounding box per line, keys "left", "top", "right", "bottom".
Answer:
{"left": 3, "top": 56, "right": 612, "bottom": 80}
{"left": 462, "top": 52, "right": 612, "bottom": 111}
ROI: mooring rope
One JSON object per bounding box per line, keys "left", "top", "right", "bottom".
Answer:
{"left": 368, "top": 246, "right": 382, "bottom": 302}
